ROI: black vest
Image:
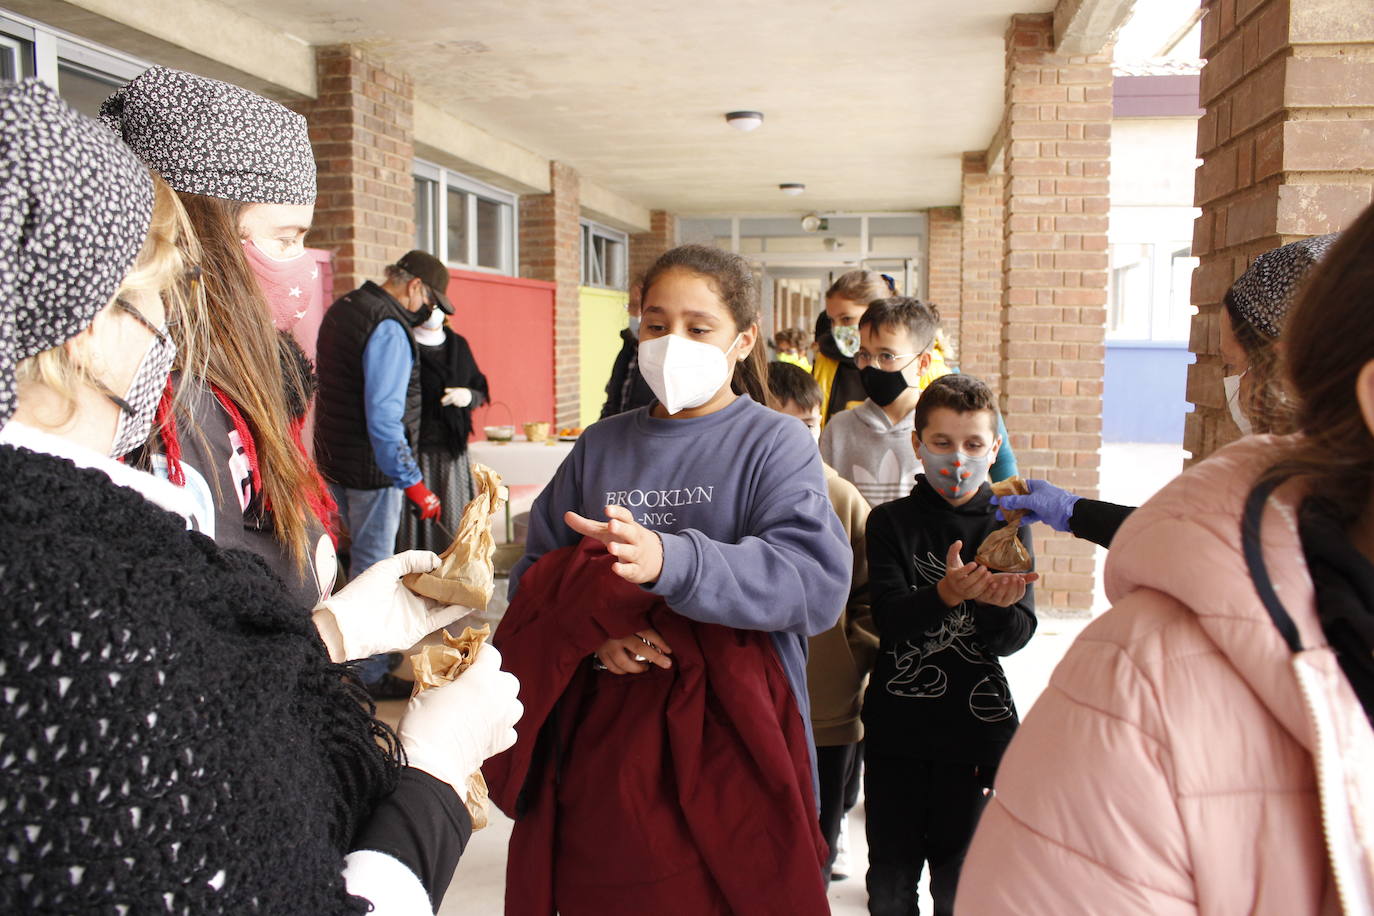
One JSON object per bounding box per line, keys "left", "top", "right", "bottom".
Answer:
{"left": 314, "top": 281, "right": 423, "bottom": 490}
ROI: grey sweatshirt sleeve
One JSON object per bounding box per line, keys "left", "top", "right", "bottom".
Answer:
{"left": 650, "top": 423, "right": 851, "bottom": 637}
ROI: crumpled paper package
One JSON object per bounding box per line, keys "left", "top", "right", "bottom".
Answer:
{"left": 403, "top": 463, "right": 506, "bottom": 609}
{"left": 410, "top": 624, "right": 493, "bottom": 830}
{"left": 975, "top": 476, "right": 1035, "bottom": 573}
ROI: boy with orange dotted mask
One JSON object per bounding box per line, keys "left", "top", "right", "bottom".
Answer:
{"left": 861, "top": 373, "right": 1038, "bottom": 916}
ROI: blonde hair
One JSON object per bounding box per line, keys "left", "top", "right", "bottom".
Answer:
{"left": 16, "top": 173, "right": 205, "bottom": 428}
{"left": 825, "top": 270, "right": 891, "bottom": 306}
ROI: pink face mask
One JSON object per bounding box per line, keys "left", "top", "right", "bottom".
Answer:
{"left": 241, "top": 239, "right": 319, "bottom": 331}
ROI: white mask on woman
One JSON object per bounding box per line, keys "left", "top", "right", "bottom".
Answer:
{"left": 637, "top": 333, "right": 742, "bottom": 415}
{"left": 1223, "top": 370, "right": 1253, "bottom": 437}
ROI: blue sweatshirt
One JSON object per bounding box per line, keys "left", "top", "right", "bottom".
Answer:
{"left": 362, "top": 320, "right": 422, "bottom": 489}
{"left": 509, "top": 395, "right": 853, "bottom": 782}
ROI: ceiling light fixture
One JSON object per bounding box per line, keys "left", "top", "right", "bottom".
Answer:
{"left": 800, "top": 213, "right": 823, "bottom": 232}
{"left": 779, "top": 183, "right": 806, "bottom": 196}
{"left": 725, "top": 110, "right": 764, "bottom": 132}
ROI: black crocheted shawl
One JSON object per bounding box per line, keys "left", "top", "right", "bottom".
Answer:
{"left": 0, "top": 444, "right": 399, "bottom": 914}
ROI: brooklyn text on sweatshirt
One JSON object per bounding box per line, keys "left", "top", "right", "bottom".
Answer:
{"left": 862, "top": 475, "right": 1037, "bottom": 764}
{"left": 510, "top": 395, "right": 854, "bottom": 783}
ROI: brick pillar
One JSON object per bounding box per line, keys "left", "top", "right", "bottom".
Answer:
{"left": 1186, "top": 0, "right": 1374, "bottom": 462}
{"left": 519, "top": 161, "right": 581, "bottom": 428}
{"left": 630, "top": 210, "right": 678, "bottom": 283}
{"left": 959, "top": 153, "right": 1006, "bottom": 394}
{"left": 927, "top": 206, "right": 963, "bottom": 354}
{"left": 298, "top": 46, "right": 415, "bottom": 299}
{"left": 1000, "top": 13, "right": 1112, "bottom": 614}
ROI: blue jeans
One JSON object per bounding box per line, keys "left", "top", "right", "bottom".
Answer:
{"left": 330, "top": 483, "right": 404, "bottom": 683}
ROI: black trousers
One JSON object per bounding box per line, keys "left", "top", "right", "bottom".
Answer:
{"left": 864, "top": 755, "right": 995, "bottom": 916}
{"left": 814, "top": 742, "right": 862, "bottom": 882}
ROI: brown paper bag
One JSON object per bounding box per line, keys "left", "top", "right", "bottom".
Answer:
{"left": 975, "top": 477, "right": 1034, "bottom": 572}
{"left": 410, "top": 625, "right": 493, "bottom": 830}
{"left": 403, "top": 463, "right": 506, "bottom": 609}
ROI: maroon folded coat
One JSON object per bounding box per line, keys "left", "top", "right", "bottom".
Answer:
{"left": 486, "top": 538, "right": 828, "bottom": 915}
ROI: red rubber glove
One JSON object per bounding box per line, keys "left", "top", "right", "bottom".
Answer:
{"left": 404, "top": 481, "right": 442, "bottom": 520}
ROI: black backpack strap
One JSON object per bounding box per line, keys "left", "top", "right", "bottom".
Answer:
{"left": 1241, "top": 477, "right": 1304, "bottom": 653}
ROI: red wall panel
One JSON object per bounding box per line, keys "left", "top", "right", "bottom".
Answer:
{"left": 445, "top": 269, "right": 557, "bottom": 438}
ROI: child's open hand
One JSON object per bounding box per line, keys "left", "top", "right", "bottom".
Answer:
{"left": 937, "top": 540, "right": 993, "bottom": 607}
{"left": 977, "top": 571, "right": 1040, "bottom": 608}
{"left": 595, "top": 628, "right": 673, "bottom": 675}
{"left": 565, "top": 506, "right": 665, "bottom": 585}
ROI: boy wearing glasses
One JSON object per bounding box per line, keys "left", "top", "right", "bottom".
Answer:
{"left": 819, "top": 297, "right": 939, "bottom": 507}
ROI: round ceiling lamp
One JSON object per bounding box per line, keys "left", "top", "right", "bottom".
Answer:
{"left": 800, "top": 213, "right": 823, "bottom": 232}
{"left": 725, "top": 110, "right": 764, "bottom": 132}
{"left": 779, "top": 183, "right": 806, "bottom": 196}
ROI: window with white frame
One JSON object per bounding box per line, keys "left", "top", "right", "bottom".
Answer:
{"left": 580, "top": 219, "right": 628, "bottom": 290}
{"left": 412, "top": 160, "right": 517, "bottom": 275}
{"left": 1108, "top": 241, "right": 1197, "bottom": 343}
{"left": 1, "top": 11, "right": 148, "bottom": 117}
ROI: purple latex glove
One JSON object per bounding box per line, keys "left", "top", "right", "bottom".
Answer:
{"left": 989, "top": 478, "right": 1081, "bottom": 533}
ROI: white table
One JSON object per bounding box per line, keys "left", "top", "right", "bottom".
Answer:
{"left": 468, "top": 437, "right": 575, "bottom": 539}
{"left": 468, "top": 437, "right": 575, "bottom": 487}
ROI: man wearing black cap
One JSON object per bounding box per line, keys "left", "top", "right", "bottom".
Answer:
{"left": 315, "top": 250, "right": 455, "bottom": 693}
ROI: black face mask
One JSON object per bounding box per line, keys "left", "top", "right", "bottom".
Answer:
{"left": 860, "top": 365, "right": 915, "bottom": 407}
{"left": 407, "top": 302, "right": 434, "bottom": 327}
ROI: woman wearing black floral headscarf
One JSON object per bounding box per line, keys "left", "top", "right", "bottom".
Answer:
{"left": 0, "top": 80, "right": 521, "bottom": 914}
{"left": 992, "top": 234, "right": 1339, "bottom": 549}
{"left": 100, "top": 66, "right": 342, "bottom": 609}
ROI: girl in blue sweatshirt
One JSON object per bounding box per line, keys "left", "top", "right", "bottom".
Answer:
{"left": 509, "top": 244, "right": 852, "bottom": 911}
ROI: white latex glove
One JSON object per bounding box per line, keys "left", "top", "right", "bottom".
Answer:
{"left": 312, "top": 550, "right": 468, "bottom": 663}
{"left": 399, "top": 645, "right": 522, "bottom": 789}
{"left": 441, "top": 387, "right": 473, "bottom": 408}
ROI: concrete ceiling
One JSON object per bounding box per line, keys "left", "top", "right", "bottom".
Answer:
{"left": 216, "top": 0, "right": 1059, "bottom": 214}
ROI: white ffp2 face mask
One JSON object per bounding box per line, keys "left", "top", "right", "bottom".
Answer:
{"left": 1223, "top": 371, "right": 1253, "bottom": 436}
{"left": 637, "top": 333, "right": 742, "bottom": 415}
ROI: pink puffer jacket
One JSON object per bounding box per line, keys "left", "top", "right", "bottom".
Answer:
{"left": 958, "top": 436, "right": 1374, "bottom": 915}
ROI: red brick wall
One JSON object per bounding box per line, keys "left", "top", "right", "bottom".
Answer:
{"left": 630, "top": 210, "right": 678, "bottom": 284}
{"left": 959, "top": 153, "right": 1006, "bottom": 395}
{"left": 296, "top": 45, "right": 415, "bottom": 299}
{"left": 1186, "top": 0, "right": 1374, "bottom": 462}
{"left": 999, "top": 13, "right": 1112, "bottom": 613}
{"left": 519, "top": 161, "right": 582, "bottom": 428}
{"left": 927, "top": 206, "right": 963, "bottom": 358}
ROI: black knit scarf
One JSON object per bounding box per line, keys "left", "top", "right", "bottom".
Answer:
{"left": 0, "top": 444, "right": 399, "bottom": 913}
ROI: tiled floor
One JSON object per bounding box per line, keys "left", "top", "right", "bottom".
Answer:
{"left": 377, "top": 442, "right": 1188, "bottom": 914}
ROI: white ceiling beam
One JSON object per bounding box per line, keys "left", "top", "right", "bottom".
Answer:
{"left": 5, "top": 0, "right": 315, "bottom": 101}
{"left": 580, "top": 181, "right": 652, "bottom": 235}
{"left": 1054, "top": 0, "right": 1138, "bottom": 56}
{"left": 413, "top": 98, "right": 551, "bottom": 196}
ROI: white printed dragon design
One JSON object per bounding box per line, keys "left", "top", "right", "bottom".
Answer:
{"left": 884, "top": 549, "right": 1016, "bottom": 723}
